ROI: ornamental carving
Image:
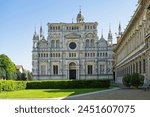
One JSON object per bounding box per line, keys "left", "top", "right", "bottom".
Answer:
{"left": 65, "top": 33, "right": 81, "bottom": 39}
{"left": 85, "top": 33, "right": 94, "bottom": 38}
{"left": 50, "top": 33, "right": 61, "bottom": 39}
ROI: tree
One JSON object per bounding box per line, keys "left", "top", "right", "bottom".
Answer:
{"left": 0, "top": 67, "right": 6, "bottom": 79}
{"left": 21, "top": 73, "right": 27, "bottom": 80}
{"left": 23, "top": 70, "right": 32, "bottom": 80}
{"left": 27, "top": 71, "right": 32, "bottom": 80}
{"left": 0, "top": 54, "right": 17, "bottom": 80}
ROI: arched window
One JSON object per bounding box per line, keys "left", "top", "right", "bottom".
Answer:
{"left": 91, "top": 39, "right": 94, "bottom": 47}
{"left": 56, "top": 40, "right": 60, "bottom": 48}
{"left": 86, "top": 39, "right": 89, "bottom": 47}
{"left": 51, "top": 40, "right": 55, "bottom": 48}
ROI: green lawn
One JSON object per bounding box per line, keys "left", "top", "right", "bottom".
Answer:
{"left": 0, "top": 88, "right": 108, "bottom": 99}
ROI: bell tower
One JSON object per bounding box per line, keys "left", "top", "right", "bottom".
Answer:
{"left": 76, "top": 8, "right": 84, "bottom": 23}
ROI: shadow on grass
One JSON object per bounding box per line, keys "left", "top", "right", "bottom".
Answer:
{"left": 44, "top": 89, "right": 75, "bottom": 97}
{"left": 44, "top": 88, "right": 109, "bottom": 99}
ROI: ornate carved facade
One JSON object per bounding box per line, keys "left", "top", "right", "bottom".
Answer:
{"left": 32, "top": 10, "right": 113, "bottom": 80}
{"left": 115, "top": 0, "right": 150, "bottom": 83}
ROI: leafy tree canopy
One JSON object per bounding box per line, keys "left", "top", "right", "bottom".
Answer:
{"left": 0, "top": 67, "right": 6, "bottom": 79}
{"left": 0, "top": 54, "right": 17, "bottom": 80}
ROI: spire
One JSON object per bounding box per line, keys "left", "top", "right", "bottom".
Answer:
{"left": 79, "top": 5, "right": 81, "bottom": 13}
{"left": 108, "top": 25, "right": 113, "bottom": 46}
{"left": 108, "top": 24, "right": 112, "bottom": 39}
{"left": 34, "top": 27, "right": 37, "bottom": 35}
{"left": 76, "top": 6, "right": 84, "bottom": 23}
{"left": 33, "top": 27, "right": 37, "bottom": 40}
{"left": 118, "top": 22, "right": 122, "bottom": 35}
{"left": 40, "top": 26, "right": 43, "bottom": 36}
{"left": 116, "top": 22, "right": 122, "bottom": 42}
{"left": 109, "top": 24, "right": 111, "bottom": 31}
{"left": 40, "top": 25, "right": 45, "bottom": 40}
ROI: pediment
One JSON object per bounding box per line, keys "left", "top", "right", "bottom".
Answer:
{"left": 65, "top": 33, "right": 81, "bottom": 39}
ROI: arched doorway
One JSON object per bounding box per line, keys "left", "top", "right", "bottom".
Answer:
{"left": 69, "top": 62, "right": 76, "bottom": 79}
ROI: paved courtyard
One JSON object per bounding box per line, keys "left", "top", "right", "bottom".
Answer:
{"left": 63, "top": 88, "right": 150, "bottom": 100}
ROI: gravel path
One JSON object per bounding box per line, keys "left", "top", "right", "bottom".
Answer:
{"left": 63, "top": 88, "right": 150, "bottom": 100}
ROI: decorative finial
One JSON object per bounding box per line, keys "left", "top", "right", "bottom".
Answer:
{"left": 109, "top": 24, "right": 111, "bottom": 33}
{"left": 72, "top": 18, "right": 74, "bottom": 23}
{"left": 40, "top": 25, "right": 43, "bottom": 38}
{"left": 108, "top": 24, "right": 112, "bottom": 39}
{"left": 40, "top": 26, "right": 42, "bottom": 32}
{"left": 79, "top": 5, "right": 82, "bottom": 13}
{"left": 118, "top": 22, "right": 122, "bottom": 35}
{"left": 34, "top": 26, "right": 37, "bottom": 35}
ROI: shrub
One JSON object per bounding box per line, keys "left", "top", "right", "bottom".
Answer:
{"left": 0, "top": 81, "right": 2, "bottom": 92}
{"left": 122, "top": 74, "right": 131, "bottom": 88}
{"left": 122, "top": 73, "right": 144, "bottom": 88}
{"left": 2, "top": 80, "right": 14, "bottom": 91}
{"left": 0, "top": 80, "right": 27, "bottom": 92}
{"left": 14, "top": 81, "right": 27, "bottom": 90}
{"left": 130, "top": 73, "right": 144, "bottom": 88}
{"left": 26, "top": 79, "right": 111, "bottom": 89}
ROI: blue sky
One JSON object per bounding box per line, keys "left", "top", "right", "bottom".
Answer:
{"left": 0, "top": 0, "right": 138, "bottom": 71}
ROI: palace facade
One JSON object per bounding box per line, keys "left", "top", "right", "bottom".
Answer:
{"left": 32, "top": 10, "right": 113, "bottom": 80}
{"left": 114, "top": 0, "right": 150, "bottom": 83}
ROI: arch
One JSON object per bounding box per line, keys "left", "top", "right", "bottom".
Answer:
{"left": 85, "top": 33, "right": 94, "bottom": 38}
{"left": 56, "top": 40, "right": 60, "bottom": 48}
{"left": 69, "top": 62, "right": 76, "bottom": 79}
{"left": 69, "top": 62, "right": 76, "bottom": 69}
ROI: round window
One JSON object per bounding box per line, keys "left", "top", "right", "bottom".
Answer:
{"left": 69, "top": 42, "right": 77, "bottom": 49}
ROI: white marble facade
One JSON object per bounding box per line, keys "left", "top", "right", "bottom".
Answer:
{"left": 32, "top": 10, "right": 113, "bottom": 80}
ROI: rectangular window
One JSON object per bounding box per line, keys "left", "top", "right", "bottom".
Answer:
{"left": 53, "top": 65, "right": 58, "bottom": 75}
{"left": 69, "top": 53, "right": 71, "bottom": 57}
{"left": 41, "top": 65, "right": 46, "bottom": 75}
{"left": 88, "top": 65, "right": 92, "bottom": 74}
{"left": 100, "top": 65, "right": 105, "bottom": 74}
{"left": 85, "top": 53, "right": 87, "bottom": 57}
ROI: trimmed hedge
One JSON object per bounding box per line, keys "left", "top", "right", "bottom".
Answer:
{"left": 0, "top": 81, "right": 2, "bottom": 92}
{"left": 0, "top": 80, "right": 27, "bottom": 92}
{"left": 26, "top": 79, "right": 111, "bottom": 89}
{"left": 0, "top": 79, "right": 111, "bottom": 92}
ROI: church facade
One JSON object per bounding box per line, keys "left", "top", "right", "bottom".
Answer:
{"left": 32, "top": 10, "right": 113, "bottom": 80}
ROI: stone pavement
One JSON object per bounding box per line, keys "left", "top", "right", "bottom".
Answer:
{"left": 63, "top": 88, "right": 150, "bottom": 100}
